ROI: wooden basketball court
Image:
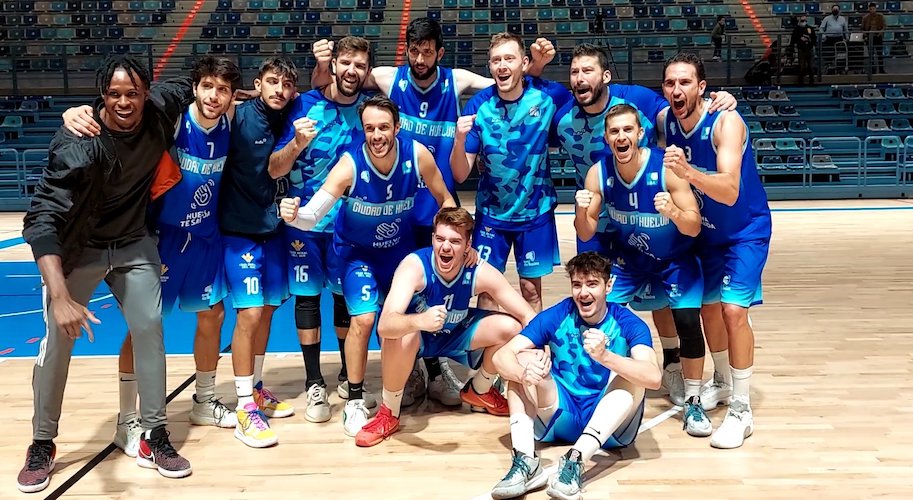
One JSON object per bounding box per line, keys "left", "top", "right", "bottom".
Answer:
{"left": 2, "top": 199, "right": 912, "bottom": 499}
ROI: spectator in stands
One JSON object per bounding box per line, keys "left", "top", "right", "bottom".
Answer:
{"left": 789, "top": 14, "right": 817, "bottom": 85}
{"left": 820, "top": 4, "right": 849, "bottom": 71}
{"left": 592, "top": 11, "right": 605, "bottom": 35}
{"left": 711, "top": 15, "right": 726, "bottom": 61}
{"left": 863, "top": 2, "right": 886, "bottom": 73}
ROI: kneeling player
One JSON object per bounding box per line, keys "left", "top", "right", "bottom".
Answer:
{"left": 489, "top": 253, "right": 661, "bottom": 499}
{"left": 354, "top": 207, "right": 537, "bottom": 447}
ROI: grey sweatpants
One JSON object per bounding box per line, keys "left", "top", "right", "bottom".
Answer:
{"left": 32, "top": 235, "right": 167, "bottom": 440}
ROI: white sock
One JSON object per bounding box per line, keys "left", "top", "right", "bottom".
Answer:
{"left": 195, "top": 370, "right": 217, "bottom": 402}
{"left": 659, "top": 336, "right": 680, "bottom": 350}
{"left": 253, "top": 355, "right": 265, "bottom": 386}
{"left": 711, "top": 351, "right": 733, "bottom": 386}
{"left": 118, "top": 372, "right": 138, "bottom": 423}
{"left": 684, "top": 378, "right": 702, "bottom": 399}
{"left": 383, "top": 388, "right": 404, "bottom": 418}
{"left": 471, "top": 367, "right": 496, "bottom": 394}
{"left": 731, "top": 366, "right": 752, "bottom": 406}
{"left": 574, "top": 388, "right": 636, "bottom": 462}
{"left": 235, "top": 375, "right": 255, "bottom": 409}
{"left": 509, "top": 412, "right": 536, "bottom": 457}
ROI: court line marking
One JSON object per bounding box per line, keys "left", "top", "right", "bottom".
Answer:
{"left": 0, "top": 236, "right": 24, "bottom": 249}
{"left": 468, "top": 405, "right": 682, "bottom": 500}
{"left": 6, "top": 274, "right": 41, "bottom": 278}
{"left": 0, "top": 293, "right": 114, "bottom": 319}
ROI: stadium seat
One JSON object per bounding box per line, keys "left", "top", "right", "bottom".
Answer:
{"left": 788, "top": 120, "right": 811, "bottom": 133}
{"left": 854, "top": 102, "right": 875, "bottom": 114}
{"left": 867, "top": 119, "right": 891, "bottom": 132}
{"left": 862, "top": 88, "right": 884, "bottom": 99}
{"left": 753, "top": 138, "right": 775, "bottom": 151}
{"left": 755, "top": 105, "right": 777, "bottom": 117}
{"left": 840, "top": 88, "right": 861, "bottom": 99}
{"left": 737, "top": 104, "right": 754, "bottom": 117}
{"left": 876, "top": 102, "right": 897, "bottom": 114}
{"left": 898, "top": 102, "right": 913, "bottom": 114}
{"left": 775, "top": 138, "right": 802, "bottom": 151}
{"left": 811, "top": 154, "right": 837, "bottom": 169}
{"left": 779, "top": 105, "right": 798, "bottom": 116}
{"left": 885, "top": 87, "right": 906, "bottom": 99}
{"left": 890, "top": 118, "right": 912, "bottom": 131}
{"left": 766, "top": 121, "right": 786, "bottom": 132}
{"left": 768, "top": 90, "right": 789, "bottom": 101}
{"left": 748, "top": 121, "right": 764, "bottom": 134}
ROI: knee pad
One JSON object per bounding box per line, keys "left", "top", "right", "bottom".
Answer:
{"left": 295, "top": 295, "right": 321, "bottom": 330}
{"left": 671, "top": 308, "right": 705, "bottom": 359}
{"left": 333, "top": 293, "right": 351, "bottom": 328}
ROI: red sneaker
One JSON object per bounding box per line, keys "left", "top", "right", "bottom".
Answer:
{"left": 355, "top": 405, "right": 400, "bottom": 447}
{"left": 461, "top": 384, "right": 509, "bottom": 416}
{"left": 17, "top": 441, "right": 56, "bottom": 493}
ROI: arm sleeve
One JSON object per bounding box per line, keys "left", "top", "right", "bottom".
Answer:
{"left": 286, "top": 188, "right": 339, "bottom": 232}
{"left": 22, "top": 128, "right": 92, "bottom": 260}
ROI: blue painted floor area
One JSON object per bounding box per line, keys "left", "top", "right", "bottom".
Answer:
{"left": 0, "top": 261, "right": 369, "bottom": 358}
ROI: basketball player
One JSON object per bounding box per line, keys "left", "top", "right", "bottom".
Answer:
{"left": 279, "top": 94, "right": 455, "bottom": 437}
{"left": 19, "top": 56, "right": 193, "bottom": 493}
{"left": 451, "top": 33, "right": 569, "bottom": 313}
{"left": 553, "top": 43, "right": 737, "bottom": 407}
{"left": 575, "top": 104, "right": 711, "bottom": 436}
{"left": 659, "top": 52, "right": 772, "bottom": 448}
{"left": 354, "top": 207, "right": 538, "bottom": 447}
{"left": 489, "top": 252, "right": 661, "bottom": 499}
{"left": 269, "top": 36, "right": 374, "bottom": 421}
{"left": 311, "top": 20, "right": 552, "bottom": 407}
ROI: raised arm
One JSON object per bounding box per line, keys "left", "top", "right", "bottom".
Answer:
{"left": 416, "top": 144, "right": 455, "bottom": 209}
{"left": 450, "top": 114, "right": 478, "bottom": 183}
{"left": 279, "top": 153, "right": 354, "bottom": 230}
{"left": 573, "top": 163, "right": 603, "bottom": 242}
{"left": 656, "top": 163, "right": 701, "bottom": 237}
{"left": 664, "top": 111, "right": 744, "bottom": 206}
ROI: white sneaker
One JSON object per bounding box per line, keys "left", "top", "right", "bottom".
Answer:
{"left": 337, "top": 381, "right": 377, "bottom": 409}
{"left": 305, "top": 384, "right": 331, "bottom": 423}
{"left": 662, "top": 364, "right": 685, "bottom": 407}
{"left": 113, "top": 414, "right": 142, "bottom": 458}
{"left": 710, "top": 400, "right": 754, "bottom": 449}
{"left": 343, "top": 399, "right": 369, "bottom": 437}
{"left": 189, "top": 395, "right": 238, "bottom": 428}
{"left": 403, "top": 363, "right": 426, "bottom": 407}
{"left": 700, "top": 378, "right": 733, "bottom": 411}
{"left": 683, "top": 396, "right": 713, "bottom": 437}
{"left": 428, "top": 359, "right": 463, "bottom": 406}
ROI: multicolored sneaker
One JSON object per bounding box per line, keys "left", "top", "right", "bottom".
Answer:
{"left": 305, "top": 384, "right": 331, "bottom": 423}
{"left": 342, "top": 399, "right": 370, "bottom": 437}
{"left": 546, "top": 453, "right": 584, "bottom": 500}
{"left": 337, "top": 380, "right": 378, "bottom": 409}
{"left": 490, "top": 449, "right": 547, "bottom": 499}
{"left": 17, "top": 441, "right": 55, "bottom": 493}
{"left": 460, "top": 382, "right": 510, "bottom": 416}
{"left": 355, "top": 405, "right": 400, "bottom": 447}
{"left": 190, "top": 395, "right": 238, "bottom": 428}
{"left": 683, "top": 396, "right": 713, "bottom": 437}
{"left": 114, "top": 414, "right": 143, "bottom": 457}
{"left": 136, "top": 427, "right": 192, "bottom": 478}
{"left": 254, "top": 381, "right": 295, "bottom": 418}
{"left": 235, "top": 402, "right": 279, "bottom": 448}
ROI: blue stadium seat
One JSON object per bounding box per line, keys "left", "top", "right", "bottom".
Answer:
{"left": 877, "top": 102, "right": 897, "bottom": 114}
{"left": 891, "top": 118, "right": 912, "bottom": 131}
{"left": 788, "top": 120, "right": 811, "bottom": 133}
{"left": 885, "top": 87, "right": 905, "bottom": 99}
{"left": 898, "top": 102, "right": 913, "bottom": 114}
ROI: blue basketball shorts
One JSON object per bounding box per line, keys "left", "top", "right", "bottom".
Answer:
{"left": 285, "top": 226, "right": 343, "bottom": 297}
{"left": 222, "top": 232, "right": 290, "bottom": 309}
{"left": 157, "top": 225, "right": 225, "bottom": 314}
{"left": 473, "top": 212, "right": 559, "bottom": 279}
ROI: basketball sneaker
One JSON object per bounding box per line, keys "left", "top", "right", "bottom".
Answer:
{"left": 546, "top": 453, "right": 584, "bottom": 500}
{"left": 490, "top": 449, "right": 547, "bottom": 499}
{"left": 189, "top": 395, "right": 238, "bottom": 428}
{"left": 710, "top": 399, "right": 753, "bottom": 449}
{"left": 683, "top": 396, "right": 713, "bottom": 437}
{"left": 662, "top": 364, "right": 686, "bottom": 407}
{"left": 460, "top": 382, "right": 509, "bottom": 416}
{"left": 700, "top": 376, "right": 733, "bottom": 411}
{"left": 402, "top": 363, "right": 426, "bottom": 407}
{"left": 17, "top": 441, "right": 55, "bottom": 493}
{"left": 136, "top": 427, "right": 192, "bottom": 478}
{"left": 114, "top": 414, "right": 143, "bottom": 457}
{"left": 428, "top": 359, "right": 462, "bottom": 406}
{"left": 343, "top": 399, "right": 370, "bottom": 437}
{"left": 355, "top": 405, "right": 400, "bottom": 447}
{"left": 254, "top": 381, "right": 295, "bottom": 418}
{"left": 337, "top": 380, "right": 377, "bottom": 409}
{"left": 235, "top": 402, "right": 279, "bottom": 448}
{"left": 305, "top": 384, "right": 331, "bottom": 423}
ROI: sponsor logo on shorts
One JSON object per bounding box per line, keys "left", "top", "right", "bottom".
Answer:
{"left": 669, "top": 283, "right": 681, "bottom": 298}
{"left": 202, "top": 284, "right": 212, "bottom": 302}
{"left": 722, "top": 274, "right": 731, "bottom": 289}
{"left": 160, "top": 264, "right": 169, "bottom": 284}
{"left": 480, "top": 226, "right": 495, "bottom": 239}
{"left": 240, "top": 252, "right": 256, "bottom": 270}
{"left": 524, "top": 250, "right": 539, "bottom": 266}
{"left": 289, "top": 239, "right": 308, "bottom": 258}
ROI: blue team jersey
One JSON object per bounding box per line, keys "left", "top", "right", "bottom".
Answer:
{"left": 334, "top": 136, "right": 421, "bottom": 251}
{"left": 552, "top": 83, "right": 669, "bottom": 188}
{"left": 601, "top": 148, "right": 696, "bottom": 263}
{"left": 463, "top": 77, "right": 571, "bottom": 228}
{"left": 663, "top": 108, "right": 772, "bottom": 245}
{"left": 407, "top": 247, "right": 479, "bottom": 334}
{"left": 389, "top": 66, "right": 460, "bottom": 225}
{"left": 521, "top": 298, "right": 652, "bottom": 405}
{"left": 274, "top": 89, "right": 369, "bottom": 233}
{"left": 157, "top": 109, "right": 230, "bottom": 238}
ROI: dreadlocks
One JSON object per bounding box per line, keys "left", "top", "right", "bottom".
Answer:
{"left": 96, "top": 55, "right": 151, "bottom": 95}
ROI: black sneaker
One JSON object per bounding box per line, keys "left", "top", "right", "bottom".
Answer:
{"left": 137, "top": 427, "right": 192, "bottom": 478}
{"left": 17, "top": 441, "right": 56, "bottom": 493}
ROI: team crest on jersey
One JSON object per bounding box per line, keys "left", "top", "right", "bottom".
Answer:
{"left": 398, "top": 79, "right": 408, "bottom": 92}
{"left": 291, "top": 240, "right": 305, "bottom": 252}
{"left": 647, "top": 172, "right": 659, "bottom": 186}
{"left": 701, "top": 127, "right": 710, "bottom": 140}
{"left": 462, "top": 271, "right": 472, "bottom": 285}
{"left": 528, "top": 106, "right": 540, "bottom": 118}
{"left": 670, "top": 121, "right": 678, "bottom": 136}
{"left": 606, "top": 176, "right": 614, "bottom": 188}
{"left": 360, "top": 170, "right": 370, "bottom": 183}
{"left": 403, "top": 160, "right": 413, "bottom": 174}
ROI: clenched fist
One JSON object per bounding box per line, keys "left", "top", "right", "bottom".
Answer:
{"left": 456, "top": 114, "right": 476, "bottom": 138}
{"left": 313, "top": 39, "right": 334, "bottom": 65}
{"left": 294, "top": 118, "right": 318, "bottom": 149}
{"left": 653, "top": 192, "right": 676, "bottom": 218}
{"left": 279, "top": 197, "right": 301, "bottom": 223}
{"left": 575, "top": 189, "right": 595, "bottom": 209}
{"left": 418, "top": 304, "right": 448, "bottom": 332}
